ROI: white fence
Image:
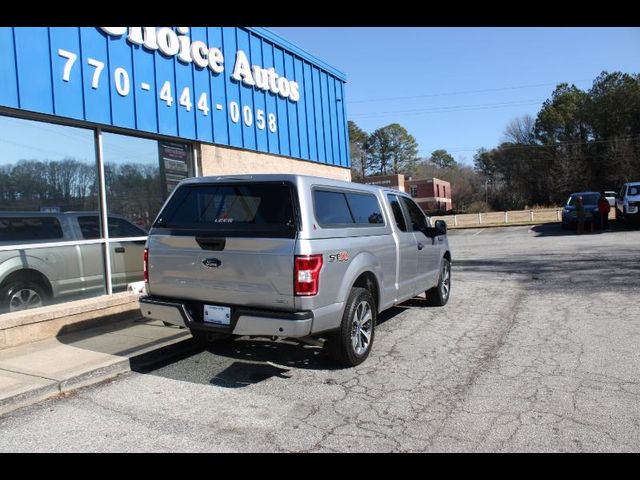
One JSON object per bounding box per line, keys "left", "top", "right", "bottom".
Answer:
{"left": 432, "top": 208, "right": 563, "bottom": 228}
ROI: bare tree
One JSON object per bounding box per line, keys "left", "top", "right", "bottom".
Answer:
{"left": 503, "top": 114, "right": 537, "bottom": 145}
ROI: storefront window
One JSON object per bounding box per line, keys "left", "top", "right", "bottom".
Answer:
{"left": 0, "top": 115, "right": 106, "bottom": 313}
{"left": 102, "top": 132, "right": 193, "bottom": 292}
{"left": 102, "top": 133, "right": 193, "bottom": 232}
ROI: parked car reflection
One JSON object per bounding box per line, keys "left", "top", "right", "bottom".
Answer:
{"left": 0, "top": 212, "right": 146, "bottom": 313}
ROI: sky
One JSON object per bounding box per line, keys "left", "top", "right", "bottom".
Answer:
{"left": 271, "top": 27, "right": 640, "bottom": 165}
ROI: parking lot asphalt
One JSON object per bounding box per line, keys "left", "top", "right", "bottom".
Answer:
{"left": 0, "top": 223, "right": 639, "bottom": 452}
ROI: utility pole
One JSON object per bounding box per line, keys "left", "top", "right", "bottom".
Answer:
{"left": 485, "top": 178, "right": 489, "bottom": 204}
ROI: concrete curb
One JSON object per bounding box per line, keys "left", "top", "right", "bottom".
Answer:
{"left": 58, "top": 358, "right": 131, "bottom": 394}
{"left": 0, "top": 323, "right": 199, "bottom": 417}
{"left": 0, "top": 378, "right": 60, "bottom": 417}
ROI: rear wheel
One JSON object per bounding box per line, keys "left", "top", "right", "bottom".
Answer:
{"left": 425, "top": 258, "right": 451, "bottom": 307}
{"left": 328, "top": 287, "right": 376, "bottom": 367}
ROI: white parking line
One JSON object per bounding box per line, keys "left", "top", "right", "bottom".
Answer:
{"left": 471, "top": 229, "right": 485, "bottom": 236}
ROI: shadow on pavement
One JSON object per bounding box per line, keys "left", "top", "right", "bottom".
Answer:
{"left": 130, "top": 337, "right": 335, "bottom": 388}
{"left": 131, "top": 303, "right": 414, "bottom": 387}
{"left": 56, "top": 316, "right": 193, "bottom": 359}
{"left": 530, "top": 222, "right": 626, "bottom": 237}
{"left": 455, "top": 247, "right": 640, "bottom": 293}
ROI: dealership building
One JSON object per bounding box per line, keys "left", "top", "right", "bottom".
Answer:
{"left": 0, "top": 27, "right": 350, "bottom": 341}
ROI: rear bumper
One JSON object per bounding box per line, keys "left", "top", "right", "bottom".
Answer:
{"left": 139, "top": 296, "right": 314, "bottom": 337}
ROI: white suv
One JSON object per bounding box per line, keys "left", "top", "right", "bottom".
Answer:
{"left": 615, "top": 182, "right": 640, "bottom": 227}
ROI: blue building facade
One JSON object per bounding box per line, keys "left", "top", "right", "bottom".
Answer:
{"left": 0, "top": 27, "right": 349, "bottom": 168}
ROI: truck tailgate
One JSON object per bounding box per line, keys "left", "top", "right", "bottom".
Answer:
{"left": 147, "top": 234, "right": 296, "bottom": 310}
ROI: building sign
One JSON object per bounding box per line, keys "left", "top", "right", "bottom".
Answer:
{"left": 0, "top": 27, "right": 349, "bottom": 168}
{"left": 99, "top": 28, "right": 301, "bottom": 103}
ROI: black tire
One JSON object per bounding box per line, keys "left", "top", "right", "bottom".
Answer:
{"left": 425, "top": 258, "right": 451, "bottom": 307}
{"left": 0, "top": 280, "right": 48, "bottom": 313}
{"left": 328, "top": 287, "right": 376, "bottom": 367}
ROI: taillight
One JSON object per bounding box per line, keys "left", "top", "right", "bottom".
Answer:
{"left": 294, "top": 255, "right": 323, "bottom": 296}
{"left": 143, "top": 248, "right": 149, "bottom": 283}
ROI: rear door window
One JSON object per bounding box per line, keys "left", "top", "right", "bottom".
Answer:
{"left": 387, "top": 194, "right": 408, "bottom": 232}
{"left": 78, "top": 216, "right": 101, "bottom": 239}
{"left": 78, "top": 216, "right": 147, "bottom": 239}
{"left": 108, "top": 218, "right": 147, "bottom": 237}
{"left": 155, "top": 182, "right": 298, "bottom": 237}
{"left": 0, "top": 217, "right": 64, "bottom": 243}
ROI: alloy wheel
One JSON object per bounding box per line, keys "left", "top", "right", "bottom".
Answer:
{"left": 441, "top": 263, "right": 451, "bottom": 299}
{"left": 351, "top": 300, "right": 373, "bottom": 356}
{"left": 9, "top": 288, "right": 43, "bottom": 312}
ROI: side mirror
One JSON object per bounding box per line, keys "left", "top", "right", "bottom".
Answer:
{"left": 435, "top": 220, "right": 447, "bottom": 236}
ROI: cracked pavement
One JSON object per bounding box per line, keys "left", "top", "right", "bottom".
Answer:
{"left": 1, "top": 223, "right": 639, "bottom": 452}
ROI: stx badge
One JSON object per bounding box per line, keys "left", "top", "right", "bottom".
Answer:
{"left": 328, "top": 251, "right": 349, "bottom": 263}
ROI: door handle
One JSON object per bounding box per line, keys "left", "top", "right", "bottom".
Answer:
{"left": 417, "top": 242, "right": 424, "bottom": 250}
{"left": 114, "top": 247, "right": 125, "bottom": 253}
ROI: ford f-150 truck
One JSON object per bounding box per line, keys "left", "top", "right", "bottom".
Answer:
{"left": 140, "top": 174, "right": 451, "bottom": 366}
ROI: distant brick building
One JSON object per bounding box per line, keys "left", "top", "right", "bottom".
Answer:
{"left": 406, "top": 177, "right": 452, "bottom": 212}
{"left": 360, "top": 174, "right": 452, "bottom": 213}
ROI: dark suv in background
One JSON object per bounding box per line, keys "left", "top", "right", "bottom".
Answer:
{"left": 561, "top": 192, "right": 602, "bottom": 229}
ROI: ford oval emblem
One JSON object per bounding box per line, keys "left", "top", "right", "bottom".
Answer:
{"left": 202, "top": 258, "right": 222, "bottom": 268}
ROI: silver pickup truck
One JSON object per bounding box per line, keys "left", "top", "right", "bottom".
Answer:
{"left": 140, "top": 174, "right": 451, "bottom": 366}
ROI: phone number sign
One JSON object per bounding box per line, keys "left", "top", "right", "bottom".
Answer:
{"left": 0, "top": 27, "right": 350, "bottom": 167}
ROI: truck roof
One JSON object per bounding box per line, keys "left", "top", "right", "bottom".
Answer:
{"left": 177, "top": 174, "right": 400, "bottom": 196}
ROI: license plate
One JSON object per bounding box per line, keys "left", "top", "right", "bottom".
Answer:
{"left": 203, "top": 305, "right": 231, "bottom": 325}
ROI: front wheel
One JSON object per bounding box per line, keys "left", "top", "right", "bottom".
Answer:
{"left": 0, "top": 281, "right": 48, "bottom": 313}
{"left": 328, "top": 287, "right": 376, "bottom": 367}
{"left": 425, "top": 258, "right": 451, "bottom": 306}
